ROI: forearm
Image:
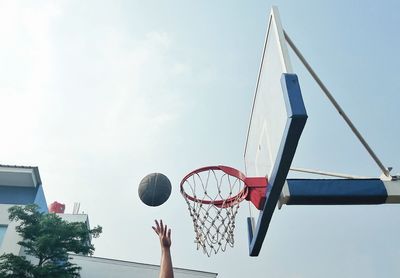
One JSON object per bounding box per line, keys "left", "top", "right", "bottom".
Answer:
{"left": 160, "top": 247, "right": 174, "bottom": 278}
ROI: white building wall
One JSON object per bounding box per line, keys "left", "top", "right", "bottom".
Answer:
{"left": 71, "top": 255, "right": 217, "bottom": 278}
{"left": 0, "top": 204, "right": 23, "bottom": 255}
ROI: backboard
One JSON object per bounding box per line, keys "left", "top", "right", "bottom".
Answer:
{"left": 244, "top": 6, "right": 307, "bottom": 256}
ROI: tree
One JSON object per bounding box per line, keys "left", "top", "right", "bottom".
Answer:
{"left": 0, "top": 204, "right": 102, "bottom": 278}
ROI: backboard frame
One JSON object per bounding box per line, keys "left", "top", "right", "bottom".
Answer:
{"left": 246, "top": 74, "right": 307, "bottom": 256}
{"left": 244, "top": 6, "right": 308, "bottom": 256}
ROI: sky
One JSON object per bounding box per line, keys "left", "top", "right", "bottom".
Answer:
{"left": 1, "top": 0, "right": 400, "bottom": 277}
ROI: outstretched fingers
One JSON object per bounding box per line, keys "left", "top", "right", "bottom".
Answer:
{"left": 153, "top": 219, "right": 171, "bottom": 238}
{"left": 163, "top": 225, "right": 168, "bottom": 237}
{"left": 160, "top": 219, "right": 164, "bottom": 235}
{"left": 153, "top": 219, "right": 172, "bottom": 249}
{"left": 152, "top": 219, "right": 161, "bottom": 235}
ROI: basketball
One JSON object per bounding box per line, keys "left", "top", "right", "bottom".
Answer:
{"left": 138, "top": 173, "right": 172, "bottom": 206}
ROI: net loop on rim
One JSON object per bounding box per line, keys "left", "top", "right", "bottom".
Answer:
{"left": 180, "top": 165, "right": 267, "bottom": 256}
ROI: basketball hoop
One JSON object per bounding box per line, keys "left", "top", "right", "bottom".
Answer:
{"left": 180, "top": 165, "right": 267, "bottom": 256}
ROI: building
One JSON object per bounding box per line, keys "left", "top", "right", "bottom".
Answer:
{"left": 71, "top": 255, "right": 216, "bottom": 278}
{"left": 0, "top": 165, "right": 217, "bottom": 278}
{"left": 0, "top": 165, "right": 47, "bottom": 256}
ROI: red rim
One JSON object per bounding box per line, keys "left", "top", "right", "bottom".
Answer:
{"left": 180, "top": 165, "right": 249, "bottom": 208}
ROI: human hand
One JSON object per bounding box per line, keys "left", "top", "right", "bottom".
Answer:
{"left": 152, "top": 219, "right": 172, "bottom": 250}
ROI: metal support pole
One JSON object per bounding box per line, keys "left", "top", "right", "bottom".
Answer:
{"left": 284, "top": 31, "right": 391, "bottom": 178}
{"left": 290, "top": 167, "right": 372, "bottom": 179}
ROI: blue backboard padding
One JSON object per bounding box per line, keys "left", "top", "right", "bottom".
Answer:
{"left": 247, "top": 217, "right": 254, "bottom": 245}
{"left": 248, "top": 73, "right": 307, "bottom": 256}
{"left": 286, "top": 179, "right": 388, "bottom": 205}
{"left": 0, "top": 186, "right": 37, "bottom": 204}
{"left": 282, "top": 73, "right": 307, "bottom": 117}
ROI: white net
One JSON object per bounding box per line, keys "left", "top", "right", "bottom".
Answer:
{"left": 181, "top": 168, "right": 247, "bottom": 256}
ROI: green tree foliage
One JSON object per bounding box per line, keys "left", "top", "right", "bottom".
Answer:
{"left": 0, "top": 204, "right": 102, "bottom": 278}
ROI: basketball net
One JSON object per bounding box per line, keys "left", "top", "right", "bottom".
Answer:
{"left": 180, "top": 166, "right": 267, "bottom": 256}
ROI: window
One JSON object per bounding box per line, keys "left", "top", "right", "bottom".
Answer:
{"left": 0, "top": 225, "right": 7, "bottom": 247}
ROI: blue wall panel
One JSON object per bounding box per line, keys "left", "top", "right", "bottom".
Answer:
{"left": 0, "top": 186, "right": 37, "bottom": 205}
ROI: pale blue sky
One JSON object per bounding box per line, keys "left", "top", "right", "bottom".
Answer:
{"left": 1, "top": 1, "right": 399, "bottom": 277}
